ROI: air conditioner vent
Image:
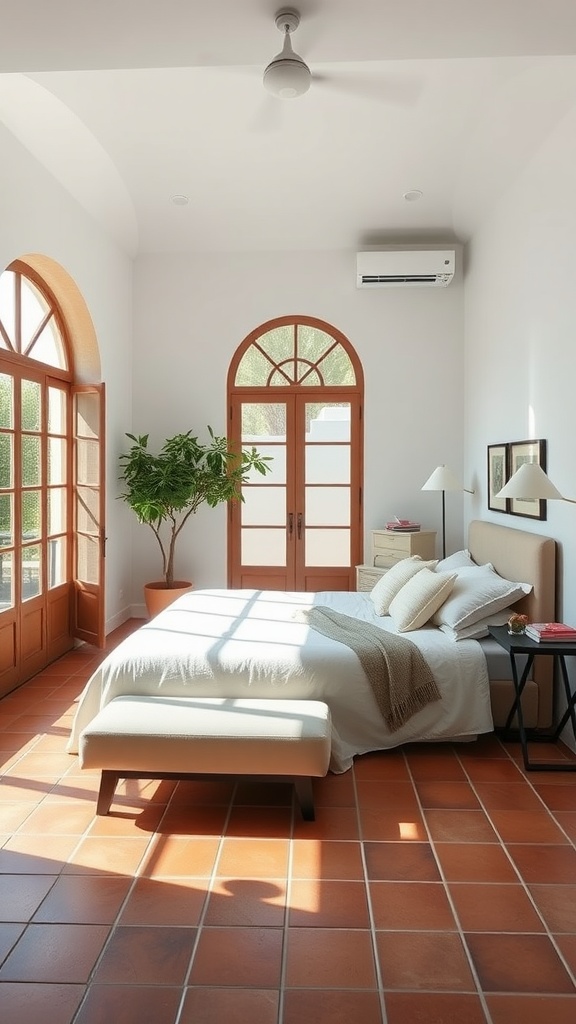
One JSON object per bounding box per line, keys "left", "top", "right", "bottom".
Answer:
{"left": 356, "top": 250, "right": 455, "bottom": 288}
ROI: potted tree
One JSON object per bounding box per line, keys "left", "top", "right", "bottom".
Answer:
{"left": 119, "top": 427, "right": 270, "bottom": 616}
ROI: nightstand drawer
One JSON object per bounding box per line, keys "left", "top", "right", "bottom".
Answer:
{"left": 356, "top": 565, "right": 388, "bottom": 592}
{"left": 372, "top": 529, "right": 437, "bottom": 567}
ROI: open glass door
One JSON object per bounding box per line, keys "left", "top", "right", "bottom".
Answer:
{"left": 72, "top": 384, "right": 105, "bottom": 647}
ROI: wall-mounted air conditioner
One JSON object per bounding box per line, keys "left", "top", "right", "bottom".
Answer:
{"left": 356, "top": 249, "right": 455, "bottom": 287}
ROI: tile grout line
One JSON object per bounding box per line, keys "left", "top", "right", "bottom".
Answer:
{"left": 171, "top": 783, "right": 236, "bottom": 1024}
{"left": 455, "top": 744, "right": 576, "bottom": 993}
{"left": 403, "top": 750, "right": 494, "bottom": 1023}
{"left": 275, "top": 794, "right": 297, "bottom": 1024}
{"left": 353, "top": 756, "right": 390, "bottom": 1024}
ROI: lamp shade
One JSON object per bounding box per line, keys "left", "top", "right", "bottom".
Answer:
{"left": 496, "top": 462, "right": 565, "bottom": 500}
{"left": 421, "top": 465, "right": 464, "bottom": 492}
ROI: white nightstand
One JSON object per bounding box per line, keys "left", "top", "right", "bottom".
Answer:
{"left": 356, "top": 529, "right": 437, "bottom": 591}
{"left": 372, "top": 529, "right": 437, "bottom": 568}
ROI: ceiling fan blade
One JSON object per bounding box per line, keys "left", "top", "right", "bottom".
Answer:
{"left": 313, "top": 71, "right": 422, "bottom": 106}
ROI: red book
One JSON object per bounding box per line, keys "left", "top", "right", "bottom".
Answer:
{"left": 528, "top": 623, "right": 576, "bottom": 634}
{"left": 525, "top": 622, "right": 576, "bottom": 642}
{"left": 385, "top": 521, "right": 421, "bottom": 532}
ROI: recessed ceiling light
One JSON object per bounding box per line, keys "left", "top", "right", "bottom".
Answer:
{"left": 171, "top": 194, "right": 189, "bottom": 206}
{"left": 403, "top": 189, "right": 423, "bottom": 202}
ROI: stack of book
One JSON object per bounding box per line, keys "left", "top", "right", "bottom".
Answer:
{"left": 525, "top": 622, "right": 576, "bottom": 643}
{"left": 385, "top": 520, "right": 421, "bottom": 532}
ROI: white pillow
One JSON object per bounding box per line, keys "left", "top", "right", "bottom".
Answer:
{"left": 370, "top": 556, "right": 438, "bottom": 616}
{"left": 432, "top": 564, "right": 532, "bottom": 631}
{"left": 435, "top": 549, "right": 477, "bottom": 573}
{"left": 389, "top": 569, "right": 457, "bottom": 632}
{"left": 438, "top": 608, "right": 513, "bottom": 641}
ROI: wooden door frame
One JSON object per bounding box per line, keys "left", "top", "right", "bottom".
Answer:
{"left": 227, "top": 315, "right": 364, "bottom": 591}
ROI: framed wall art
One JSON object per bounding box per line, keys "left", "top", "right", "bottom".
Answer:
{"left": 508, "top": 438, "right": 547, "bottom": 521}
{"left": 487, "top": 443, "right": 509, "bottom": 513}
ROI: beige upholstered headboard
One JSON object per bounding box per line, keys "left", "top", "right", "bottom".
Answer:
{"left": 467, "top": 519, "right": 557, "bottom": 729}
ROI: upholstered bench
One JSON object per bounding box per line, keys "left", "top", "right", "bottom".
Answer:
{"left": 78, "top": 695, "right": 332, "bottom": 820}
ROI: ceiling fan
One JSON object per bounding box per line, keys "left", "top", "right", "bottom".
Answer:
{"left": 263, "top": 9, "right": 312, "bottom": 99}
{"left": 259, "top": 8, "right": 421, "bottom": 107}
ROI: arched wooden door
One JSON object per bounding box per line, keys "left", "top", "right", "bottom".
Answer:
{"left": 227, "top": 316, "right": 363, "bottom": 591}
{"left": 0, "top": 264, "right": 105, "bottom": 698}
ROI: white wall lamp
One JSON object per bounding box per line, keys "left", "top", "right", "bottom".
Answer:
{"left": 496, "top": 462, "right": 576, "bottom": 504}
{"left": 421, "top": 465, "right": 475, "bottom": 559}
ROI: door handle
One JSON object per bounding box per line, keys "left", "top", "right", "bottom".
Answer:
{"left": 297, "top": 513, "right": 302, "bottom": 539}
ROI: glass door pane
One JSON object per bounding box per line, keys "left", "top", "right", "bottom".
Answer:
{"left": 22, "top": 544, "right": 41, "bottom": 601}
{"left": 74, "top": 392, "right": 101, "bottom": 585}
{"left": 20, "top": 376, "right": 43, "bottom": 597}
{"left": 303, "top": 402, "right": 351, "bottom": 568}
{"left": 305, "top": 529, "right": 350, "bottom": 566}
{"left": 47, "top": 385, "right": 68, "bottom": 590}
{"left": 0, "top": 492, "right": 13, "bottom": 610}
{"left": 240, "top": 402, "right": 288, "bottom": 568}
{"left": 0, "top": 430, "right": 12, "bottom": 611}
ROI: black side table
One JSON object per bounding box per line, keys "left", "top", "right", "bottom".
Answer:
{"left": 488, "top": 624, "right": 576, "bottom": 771}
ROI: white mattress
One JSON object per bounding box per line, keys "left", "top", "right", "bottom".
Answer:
{"left": 68, "top": 589, "right": 493, "bottom": 773}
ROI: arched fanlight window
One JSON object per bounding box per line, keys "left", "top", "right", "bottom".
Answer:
{"left": 234, "top": 321, "right": 356, "bottom": 388}
{"left": 0, "top": 268, "right": 68, "bottom": 371}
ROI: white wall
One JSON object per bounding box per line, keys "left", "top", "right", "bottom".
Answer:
{"left": 464, "top": 103, "right": 576, "bottom": 749}
{"left": 0, "top": 125, "right": 134, "bottom": 632}
{"left": 132, "top": 248, "right": 465, "bottom": 601}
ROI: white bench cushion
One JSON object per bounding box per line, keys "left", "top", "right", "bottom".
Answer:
{"left": 79, "top": 695, "right": 331, "bottom": 777}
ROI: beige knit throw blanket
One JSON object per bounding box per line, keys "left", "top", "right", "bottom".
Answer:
{"left": 298, "top": 606, "right": 441, "bottom": 732}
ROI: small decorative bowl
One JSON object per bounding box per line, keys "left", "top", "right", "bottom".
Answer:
{"left": 508, "top": 613, "right": 529, "bottom": 635}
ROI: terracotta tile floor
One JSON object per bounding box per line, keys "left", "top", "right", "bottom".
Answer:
{"left": 1, "top": 620, "right": 576, "bottom": 1023}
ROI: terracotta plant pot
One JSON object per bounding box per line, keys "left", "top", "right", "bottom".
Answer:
{"left": 144, "top": 581, "right": 193, "bottom": 618}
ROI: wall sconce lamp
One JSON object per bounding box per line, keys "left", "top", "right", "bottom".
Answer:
{"left": 421, "top": 465, "right": 475, "bottom": 559}
{"left": 496, "top": 462, "right": 576, "bottom": 504}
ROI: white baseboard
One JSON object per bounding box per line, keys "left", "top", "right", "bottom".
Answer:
{"left": 105, "top": 603, "right": 147, "bottom": 635}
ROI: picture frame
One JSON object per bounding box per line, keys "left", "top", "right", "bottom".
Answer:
{"left": 508, "top": 438, "right": 547, "bottom": 520}
{"left": 487, "top": 443, "right": 509, "bottom": 513}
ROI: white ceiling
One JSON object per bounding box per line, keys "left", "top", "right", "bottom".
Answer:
{"left": 2, "top": 0, "right": 576, "bottom": 256}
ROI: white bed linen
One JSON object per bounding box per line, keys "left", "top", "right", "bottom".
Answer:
{"left": 68, "top": 589, "right": 493, "bottom": 772}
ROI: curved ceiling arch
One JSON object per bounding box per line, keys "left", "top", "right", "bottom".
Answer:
{"left": 0, "top": 75, "right": 138, "bottom": 256}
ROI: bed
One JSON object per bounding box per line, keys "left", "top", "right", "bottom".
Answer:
{"left": 68, "top": 520, "right": 556, "bottom": 773}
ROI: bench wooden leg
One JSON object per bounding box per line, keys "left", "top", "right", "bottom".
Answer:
{"left": 93, "top": 769, "right": 318, "bottom": 820}
{"left": 96, "top": 771, "right": 120, "bottom": 815}
{"left": 294, "top": 777, "right": 315, "bottom": 821}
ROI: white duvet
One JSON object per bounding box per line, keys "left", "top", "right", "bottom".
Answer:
{"left": 68, "top": 589, "right": 493, "bottom": 772}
